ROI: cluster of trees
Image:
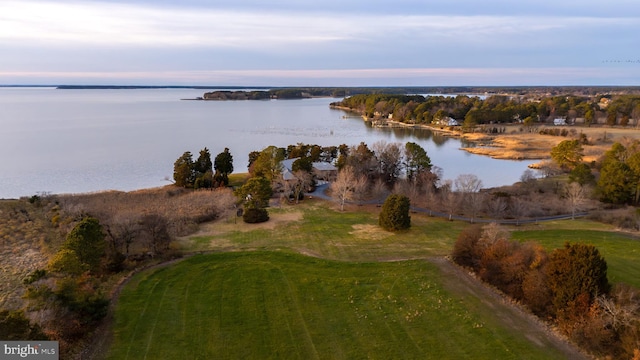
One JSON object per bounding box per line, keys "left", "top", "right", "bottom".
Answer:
{"left": 234, "top": 177, "right": 272, "bottom": 223}
{"left": 596, "top": 140, "right": 640, "bottom": 205}
{"left": 321, "top": 139, "right": 594, "bottom": 222}
{"left": 203, "top": 86, "right": 631, "bottom": 100}
{"left": 9, "top": 186, "right": 237, "bottom": 354}
{"left": 173, "top": 147, "right": 233, "bottom": 188}
{"left": 452, "top": 224, "right": 638, "bottom": 358}
{"left": 334, "top": 93, "right": 640, "bottom": 127}
{"left": 24, "top": 217, "right": 110, "bottom": 349}
{"left": 236, "top": 143, "right": 336, "bottom": 223}
{"left": 329, "top": 141, "right": 435, "bottom": 210}
{"left": 549, "top": 138, "right": 640, "bottom": 206}
{"left": 604, "top": 95, "right": 640, "bottom": 126}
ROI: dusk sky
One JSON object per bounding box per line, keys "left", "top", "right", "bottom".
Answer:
{"left": 1, "top": 0, "right": 639, "bottom": 86}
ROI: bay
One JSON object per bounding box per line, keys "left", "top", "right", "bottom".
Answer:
{"left": 0, "top": 88, "right": 535, "bottom": 199}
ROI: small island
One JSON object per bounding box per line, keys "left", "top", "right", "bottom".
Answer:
{"left": 202, "top": 89, "right": 313, "bottom": 100}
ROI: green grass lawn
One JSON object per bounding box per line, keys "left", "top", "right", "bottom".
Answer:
{"left": 181, "top": 202, "right": 466, "bottom": 262}
{"left": 107, "top": 251, "right": 566, "bottom": 360}
{"left": 108, "top": 201, "right": 640, "bottom": 359}
{"left": 511, "top": 226, "right": 640, "bottom": 288}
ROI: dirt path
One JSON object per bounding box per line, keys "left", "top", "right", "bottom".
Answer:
{"left": 430, "top": 257, "right": 590, "bottom": 360}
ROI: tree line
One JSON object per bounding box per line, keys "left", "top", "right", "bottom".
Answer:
{"left": 173, "top": 147, "right": 234, "bottom": 188}
{"left": 240, "top": 140, "right": 591, "bottom": 223}
{"left": 334, "top": 93, "right": 640, "bottom": 128}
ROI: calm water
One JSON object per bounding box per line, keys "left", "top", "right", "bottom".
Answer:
{"left": 0, "top": 88, "right": 535, "bottom": 198}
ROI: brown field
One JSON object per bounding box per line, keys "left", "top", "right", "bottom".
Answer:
{"left": 460, "top": 125, "right": 640, "bottom": 162}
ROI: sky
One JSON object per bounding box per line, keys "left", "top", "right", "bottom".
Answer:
{"left": 1, "top": 0, "right": 639, "bottom": 86}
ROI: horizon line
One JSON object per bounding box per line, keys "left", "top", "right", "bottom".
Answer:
{"left": 3, "top": 84, "right": 640, "bottom": 88}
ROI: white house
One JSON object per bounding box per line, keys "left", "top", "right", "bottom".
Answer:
{"left": 553, "top": 118, "right": 567, "bottom": 126}
{"left": 434, "top": 117, "right": 459, "bottom": 126}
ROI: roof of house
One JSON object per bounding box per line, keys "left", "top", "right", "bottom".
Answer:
{"left": 312, "top": 162, "right": 337, "bottom": 171}
{"left": 280, "top": 158, "right": 337, "bottom": 176}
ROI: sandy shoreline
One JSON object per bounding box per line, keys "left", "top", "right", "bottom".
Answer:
{"left": 360, "top": 117, "right": 640, "bottom": 163}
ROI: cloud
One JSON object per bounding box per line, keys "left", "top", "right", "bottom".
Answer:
{"left": 1, "top": 1, "right": 638, "bottom": 85}
{"left": 1, "top": 1, "right": 636, "bottom": 50}
{"left": 0, "top": 1, "right": 354, "bottom": 48}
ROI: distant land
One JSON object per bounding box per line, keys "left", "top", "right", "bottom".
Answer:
{"left": 2, "top": 85, "right": 640, "bottom": 97}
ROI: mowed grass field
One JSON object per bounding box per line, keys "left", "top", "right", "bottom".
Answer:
{"left": 106, "top": 251, "right": 567, "bottom": 360}
{"left": 106, "top": 201, "right": 640, "bottom": 359}
{"left": 180, "top": 202, "right": 467, "bottom": 262}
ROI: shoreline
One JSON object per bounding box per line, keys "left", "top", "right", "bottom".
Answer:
{"left": 345, "top": 112, "right": 640, "bottom": 163}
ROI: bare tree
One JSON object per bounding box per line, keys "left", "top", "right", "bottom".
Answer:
{"left": 140, "top": 214, "right": 171, "bottom": 256}
{"left": 105, "top": 213, "right": 140, "bottom": 256}
{"left": 479, "top": 222, "right": 510, "bottom": 246}
{"left": 439, "top": 180, "right": 459, "bottom": 220}
{"left": 564, "top": 182, "right": 588, "bottom": 219}
{"left": 486, "top": 196, "right": 508, "bottom": 220}
{"left": 331, "top": 166, "right": 367, "bottom": 211}
{"left": 455, "top": 174, "right": 484, "bottom": 222}
{"left": 276, "top": 176, "right": 293, "bottom": 206}
{"left": 597, "top": 285, "right": 640, "bottom": 331}
{"left": 509, "top": 196, "right": 528, "bottom": 225}
{"left": 370, "top": 177, "right": 389, "bottom": 201}
{"left": 455, "top": 173, "right": 483, "bottom": 193}
{"left": 520, "top": 168, "right": 537, "bottom": 183}
{"left": 391, "top": 178, "right": 419, "bottom": 199}
{"left": 537, "top": 160, "right": 562, "bottom": 178}
{"left": 467, "top": 192, "right": 486, "bottom": 223}
{"left": 291, "top": 170, "right": 313, "bottom": 204}
{"left": 372, "top": 141, "right": 402, "bottom": 185}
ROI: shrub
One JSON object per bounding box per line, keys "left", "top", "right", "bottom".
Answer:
{"left": 546, "top": 242, "right": 610, "bottom": 317}
{"left": 63, "top": 217, "right": 106, "bottom": 273}
{"left": 23, "top": 269, "right": 47, "bottom": 285}
{"left": 243, "top": 208, "right": 269, "bottom": 223}
{"left": 379, "top": 194, "right": 411, "bottom": 231}
{"left": 451, "top": 224, "right": 483, "bottom": 269}
{"left": 0, "top": 310, "right": 48, "bottom": 340}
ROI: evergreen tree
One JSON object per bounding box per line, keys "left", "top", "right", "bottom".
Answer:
{"left": 546, "top": 242, "right": 610, "bottom": 316}
{"left": 379, "top": 194, "right": 411, "bottom": 231}
{"left": 550, "top": 140, "right": 583, "bottom": 170}
{"left": 292, "top": 156, "right": 313, "bottom": 173}
{"left": 568, "top": 163, "right": 595, "bottom": 185}
{"left": 214, "top": 147, "right": 234, "bottom": 186}
{"left": 63, "top": 217, "right": 106, "bottom": 273}
{"left": 173, "top": 151, "right": 195, "bottom": 188}
{"left": 404, "top": 142, "right": 432, "bottom": 180}
{"left": 234, "top": 177, "right": 272, "bottom": 209}
{"left": 194, "top": 147, "right": 213, "bottom": 188}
